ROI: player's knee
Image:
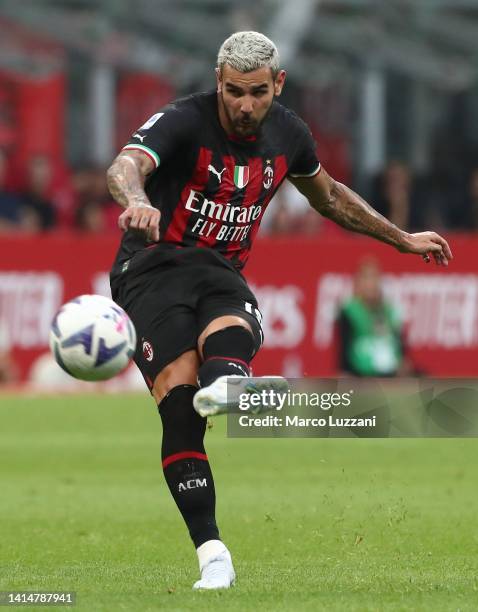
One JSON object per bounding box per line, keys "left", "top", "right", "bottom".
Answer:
{"left": 152, "top": 351, "right": 199, "bottom": 404}
{"left": 202, "top": 315, "right": 251, "bottom": 337}
{"left": 199, "top": 320, "right": 262, "bottom": 361}
{"left": 202, "top": 326, "right": 255, "bottom": 362}
{"left": 153, "top": 371, "right": 194, "bottom": 404}
{"left": 152, "top": 376, "right": 176, "bottom": 405}
{"left": 198, "top": 316, "right": 251, "bottom": 355}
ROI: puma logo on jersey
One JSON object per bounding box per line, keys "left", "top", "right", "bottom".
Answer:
{"left": 133, "top": 133, "right": 146, "bottom": 142}
{"left": 208, "top": 164, "right": 227, "bottom": 183}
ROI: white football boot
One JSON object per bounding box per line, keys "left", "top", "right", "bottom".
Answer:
{"left": 193, "top": 375, "right": 289, "bottom": 418}
{"left": 193, "top": 540, "right": 235, "bottom": 590}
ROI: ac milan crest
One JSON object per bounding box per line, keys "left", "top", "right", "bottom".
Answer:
{"left": 142, "top": 340, "right": 154, "bottom": 362}
{"left": 263, "top": 162, "right": 274, "bottom": 189}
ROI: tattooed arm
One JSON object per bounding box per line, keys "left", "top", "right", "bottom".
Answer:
{"left": 106, "top": 150, "right": 161, "bottom": 241}
{"left": 289, "top": 167, "right": 452, "bottom": 266}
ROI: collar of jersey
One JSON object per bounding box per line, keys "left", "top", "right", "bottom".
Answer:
{"left": 227, "top": 132, "right": 257, "bottom": 143}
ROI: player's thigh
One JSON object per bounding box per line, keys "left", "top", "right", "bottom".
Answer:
{"left": 122, "top": 295, "right": 199, "bottom": 395}
{"left": 197, "top": 273, "right": 264, "bottom": 359}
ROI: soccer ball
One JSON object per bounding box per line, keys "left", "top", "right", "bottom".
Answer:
{"left": 49, "top": 294, "right": 137, "bottom": 381}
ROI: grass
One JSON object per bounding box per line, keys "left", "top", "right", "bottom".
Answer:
{"left": 0, "top": 392, "right": 477, "bottom": 611}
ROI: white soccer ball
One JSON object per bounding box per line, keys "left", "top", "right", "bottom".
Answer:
{"left": 49, "top": 294, "right": 137, "bottom": 381}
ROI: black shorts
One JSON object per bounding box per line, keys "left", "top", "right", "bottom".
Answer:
{"left": 111, "top": 244, "right": 263, "bottom": 388}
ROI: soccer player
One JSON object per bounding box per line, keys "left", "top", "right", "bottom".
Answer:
{"left": 106, "top": 31, "right": 452, "bottom": 590}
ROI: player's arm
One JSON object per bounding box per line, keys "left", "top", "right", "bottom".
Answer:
{"left": 289, "top": 168, "right": 453, "bottom": 266}
{"left": 106, "top": 149, "right": 160, "bottom": 241}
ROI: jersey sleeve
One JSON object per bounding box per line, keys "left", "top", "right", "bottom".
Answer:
{"left": 288, "top": 119, "right": 321, "bottom": 179}
{"left": 121, "top": 103, "right": 195, "bottom": 171}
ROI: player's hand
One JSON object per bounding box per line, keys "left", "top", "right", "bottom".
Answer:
{"left": 118, "top": 203, "right": 160, "bottom": 242}
{"left": 398, "top": 231, "right": 453, "bottom": 266}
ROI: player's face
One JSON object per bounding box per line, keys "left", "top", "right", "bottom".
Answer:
{"left": 216, "top": 64, "right": 286, "bottom": 137}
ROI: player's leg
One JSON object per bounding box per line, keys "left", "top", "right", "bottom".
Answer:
{"left": 152, "top": 352, "right": 235, "bottom": 590}
{"left": 193, "top": 313, "right": 288, "bottom": 417}
{"left": 115, "top": 278, "right": 234, "bottom": 589}
{"left": 152, "top": 350, "right": 219, "bottom": 546}
{"left": 146, "top": 349, "right": 233, "bottom": 590}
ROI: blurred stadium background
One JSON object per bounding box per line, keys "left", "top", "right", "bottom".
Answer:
{"left": 1, "top": 0, "right": 478, "bottom": 387}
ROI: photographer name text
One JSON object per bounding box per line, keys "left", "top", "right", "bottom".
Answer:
{"left": 238, "top": 414, "right": 376, "bottom": 428}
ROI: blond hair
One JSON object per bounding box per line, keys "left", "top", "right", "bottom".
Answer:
{"left": 217, "top": 31, "right": 280, "bottom": 77}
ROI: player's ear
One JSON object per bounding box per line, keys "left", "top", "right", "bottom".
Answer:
{"left": 274, "top": 70, "right": 286, "bottom": 96}
{"left": 215, "top": 67, "right": 222, "bottom": 93}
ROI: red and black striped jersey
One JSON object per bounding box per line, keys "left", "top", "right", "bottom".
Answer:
{"left": 112, "top": 90, "right": 320, "bottom": 272}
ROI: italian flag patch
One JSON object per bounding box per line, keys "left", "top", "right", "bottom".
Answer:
{"left": 233, "top": 166, "right": 250, "bottom": 189}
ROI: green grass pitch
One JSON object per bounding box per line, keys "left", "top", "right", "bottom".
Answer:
{"left": 1, "top": 392, "right": 477, "bottom": 611}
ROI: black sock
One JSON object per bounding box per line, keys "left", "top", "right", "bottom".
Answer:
{"left": 198, "top": 326, "right": 255, "bottom": 387}
{"left": 159, "top": 385, "right": 219, "bottom": 547}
